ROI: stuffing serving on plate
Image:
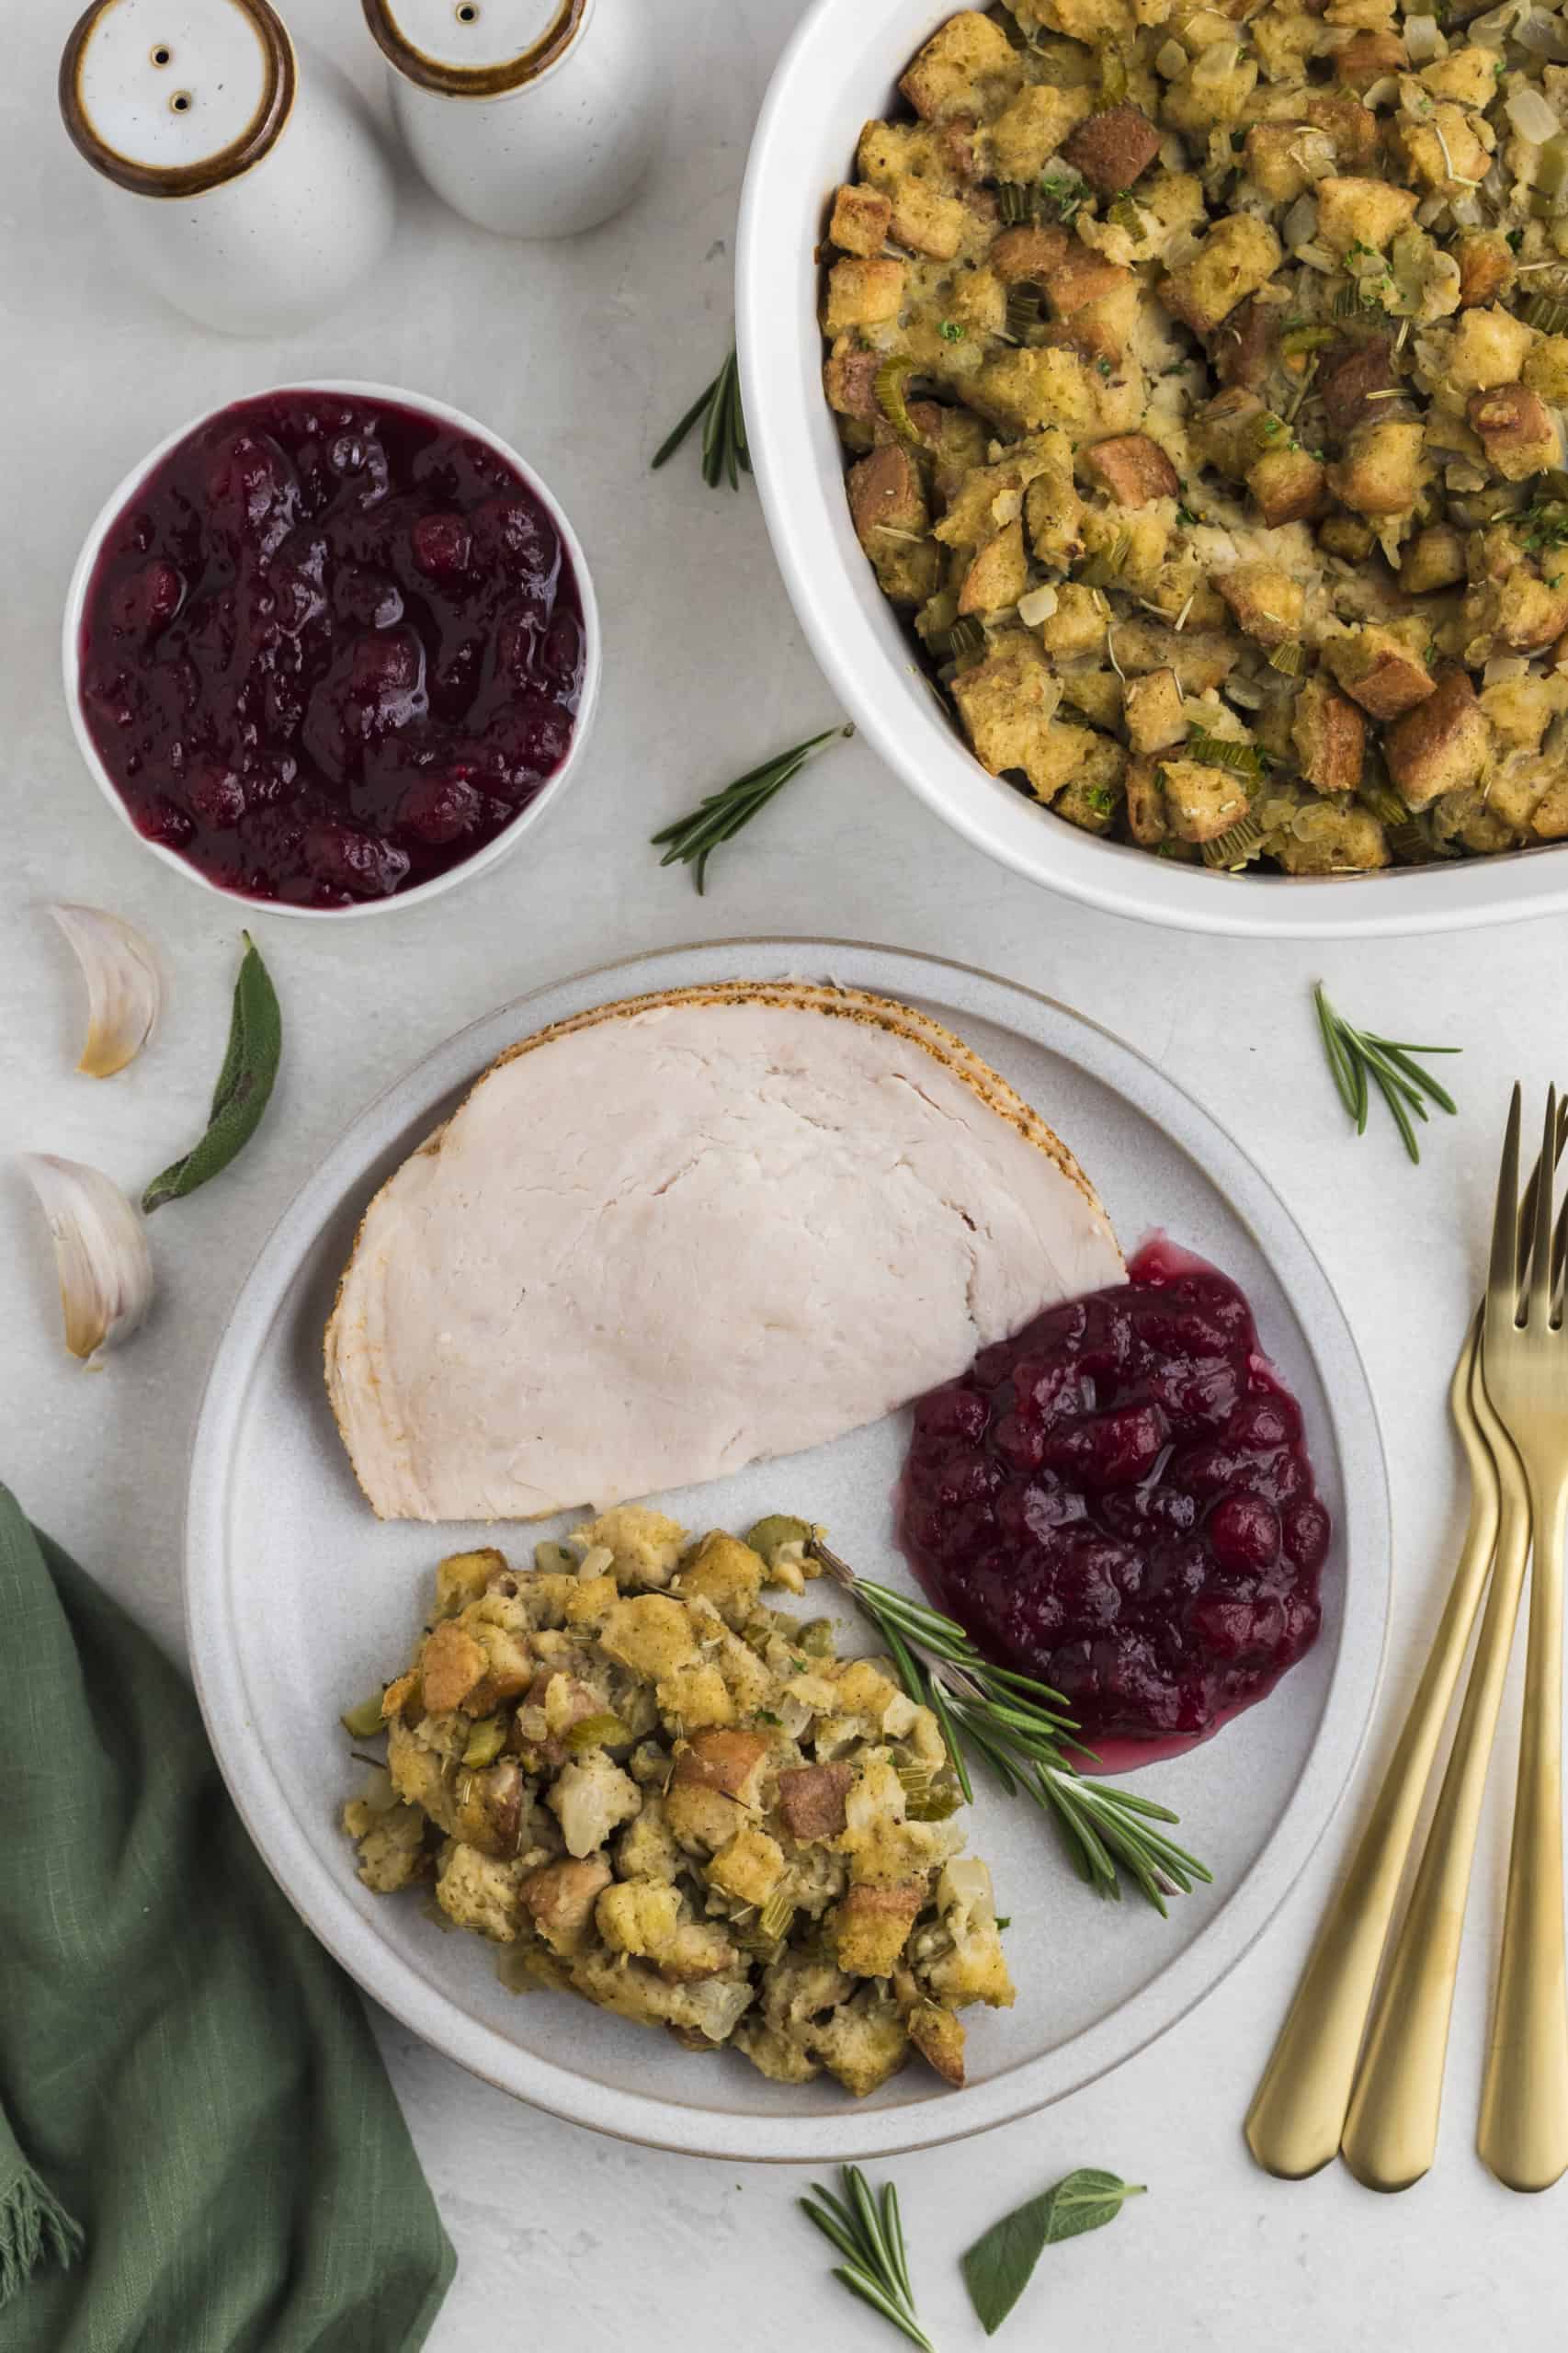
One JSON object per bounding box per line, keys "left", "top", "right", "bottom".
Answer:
{"left": 342, "top": 1510, "right": 1014, "bottom": 2097}
{"left": 823, "top": 0, "right": 1568, "bottom": 874}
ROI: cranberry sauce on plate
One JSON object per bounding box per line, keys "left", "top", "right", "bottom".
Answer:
{"left": 901, "top": 1237, "right": 1331, "bottom": 1751}
{"left": 78, "top": 391, "right": 586, "bottom": 906}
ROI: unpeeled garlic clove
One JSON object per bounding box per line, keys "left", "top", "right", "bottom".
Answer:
{"left": 49, "top": 904, "right": 162, "bottom": 1078}
{"left": 18, "top": 1154, "right": 153, "bottom": 1361}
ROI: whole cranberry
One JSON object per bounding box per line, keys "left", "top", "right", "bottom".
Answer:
{"left": 399, "top": 773, "right": 483, "bottom": 844}
{"left": 1207, "top": 1493, "right": 1281, "bottom": 1574}
{"left": 996, "top": 1474, "right": 1085, "bottom": 1545}
{"left": 350, "top": 629, "right": 423, "bottom": 698}
{"left": 488, "top": 696, "right": 572, "bottom": 789}
{"left": 1150, "top": 1355, "right": 1240, "bottom": 1432}
{"left": 1010, "top": 1355, "right": 1088, "bottom": 1429}
{"left": 1229, "top": 1393, "right": 1300, "bottom": 1450}
{"left": 411, "top": 512, "right": 473, "bottom": 578}
{"left": 1043, "top": 1401, "right": 1167, "bottom": 1490}
{"left": 1282, "top": 1495, "right": 1332, "bottom": 1572}
{"left": 913, "top": 1385, "right": 987, "bottom": 1443}
{"left": 204, "top": 429, "right": 286, "bottom": 533}
{"left": 303, "top": 820, "right": 411, "bottom": 898}
{"left": 475, "top": 494, "right": 558, "bottom": 582}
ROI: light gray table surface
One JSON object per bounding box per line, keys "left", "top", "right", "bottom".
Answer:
{"left": 3, "top": 3, "right": 1565, "bottom": 2345}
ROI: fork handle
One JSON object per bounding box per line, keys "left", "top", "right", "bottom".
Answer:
{"left": 1244, "top": 1471, "right": 1499, "bottom": 2178}
{"left": 1478, "top": 1465, "right": 1568, "bottom": 2192}
{"left": 1339, "top": 1471, "right": 1531, "bottom": 2192}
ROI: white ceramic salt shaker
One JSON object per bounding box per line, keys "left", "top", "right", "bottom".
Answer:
{"left": 60, "top": 0, "right": 398, "bottom": 337}
{"left": 361, "top": 0, "right": 662, "bottom": 240}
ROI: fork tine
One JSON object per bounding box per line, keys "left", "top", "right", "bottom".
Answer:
{"left": 1487, "top": 1086, "right": 1524, "bottom": 1330}
{"left": 1528, "top": 1086, "right": 1559, "bottom": 1325}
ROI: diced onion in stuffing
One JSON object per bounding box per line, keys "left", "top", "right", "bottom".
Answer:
{"left": 1508, "top": 83, "right": 1562, "bottom": 142}
{"left": 1517, "top": 9, "right": 1568, "bottom": 57}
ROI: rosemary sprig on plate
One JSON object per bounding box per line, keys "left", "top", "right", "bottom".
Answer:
{"left": 810, "top": 1540, "right": 1210, "bottom": 1915}
{"left": 801, "top": 2167, "right": 933, "bottom": 2353}
{"left": 651, "top": 724, "right": 853, "bottom": 893}
{"left": 651, "top": 345, "right": 750, "bottom": 490}
{"left": 1312, "top": 983, "right": 1460, "bottom": 1164}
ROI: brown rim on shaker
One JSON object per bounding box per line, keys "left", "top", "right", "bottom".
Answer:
{"left": 60, "top": 0, "right": 296, "bottom": 199}
{"left": 360, "top": 0, "right": 587, "bottom": 98}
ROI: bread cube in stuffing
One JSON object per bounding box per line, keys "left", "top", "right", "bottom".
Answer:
{"left": 1384, "top": 670, "right": 1492, "bottom": 808}
{"left": 1324, "top": 626, "right": 1437, "bottom": 721}
{"left": 1123, "top": 666, "right": 1187, "bottom": 756}
{"left": 1291, "top": 676, "right": 1365, "bottom": 795}
{"left": 1160, "top": 216, "right": 1282, "bottom": 335}
{"left": 1157, "top": 756, "right": 1251, "bottom": 844}
{"left": 823, "top": 256, "right": 905, "bottom": 335}
{"left": 900, "top": 10, "right": 1019, "bottom": 119}
{"left": 1085, "top": 432, "right": 1180, "bottom": 508}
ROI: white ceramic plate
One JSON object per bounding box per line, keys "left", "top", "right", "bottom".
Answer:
{"left": 735, "top": 0, "right": 1568, "bottom": 938}
{"left": 186, "top": 939, "right": 1391, "bottom": 2161}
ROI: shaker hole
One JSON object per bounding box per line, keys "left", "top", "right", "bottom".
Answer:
{"left": 456, "top": 3, "right": 480, "bottom": 20}
{"left": 151, "top": 44, "right": 173, "bottom": 64}
{"left": 171, "top": 88, "right": 193, "bottom": 111}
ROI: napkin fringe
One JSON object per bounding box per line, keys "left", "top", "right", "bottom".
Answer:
{"left": 0, "top": 2158, "right": 84, "bottom": 2310}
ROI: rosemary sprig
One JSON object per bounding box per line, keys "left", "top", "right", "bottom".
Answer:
{"left": 650, "top": 724, "right": 853, "bottom": 893}
{"left": 1312, "top": 983, "right": 1460, "bottom": 1164}
{"left": 810, "top": 1540, "right": 1210, "bottom": 1915}
{"left": 651, "top": 345, "right": 750, "bottom": 490}
{"left": 801, "top": 2168, "right": 934, "bottom": 2353}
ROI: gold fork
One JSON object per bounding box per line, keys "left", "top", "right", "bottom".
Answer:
{"left": 1476, "top": 1085, "right": 1568, "bottom": 2193}
{"left": 1244, "top": 1319, "right": 1500, "bottom": 2179}
{"left": 1339, "top": 1087, "right": 1567, "bottom": 2192}
{"left": 1248, "top": 1104, "right": 1566, "bottom": 2184}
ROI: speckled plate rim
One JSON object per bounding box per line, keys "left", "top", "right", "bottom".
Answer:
{"left": 185, "top": 938, "right": 1391, "bottom": 2162}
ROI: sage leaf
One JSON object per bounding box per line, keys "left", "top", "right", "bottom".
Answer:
{"left": 960, "top": 2169, "right": 1145, "bottom": 2336}
{"left": 142, "top": 933, "right": 281, "bottom": 1213}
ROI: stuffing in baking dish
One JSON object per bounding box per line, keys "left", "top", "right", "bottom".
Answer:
{"left": 342, "top": 1509, "right": 1014, "bottom": 2096}
{"left": 823, "top": 0, "right": 1568, "bottom": 873}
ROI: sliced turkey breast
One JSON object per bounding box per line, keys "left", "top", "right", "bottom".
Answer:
{"left": 324, "top": 983, "right": 1123, "bottom": 1520}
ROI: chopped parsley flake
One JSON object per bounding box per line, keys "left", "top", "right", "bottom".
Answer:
{"left": 938, "top": 319, "right": 966, "bottom": 342}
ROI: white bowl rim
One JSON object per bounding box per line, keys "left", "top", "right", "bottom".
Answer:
{"left": 735, "top": 0, "right": 1568, "bottom": 941}
{"left": 61, "top": 377, "right": 602, "bottom": 922}
{"left": 184, "top": 934, "right": 1392, "bottom": 2164}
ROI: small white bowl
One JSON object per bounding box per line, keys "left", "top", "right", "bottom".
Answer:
{"left": 736, "top": 0, "right": 1568, "bottom": 940}
{"left": 62, "top": 379, "right": 601, "bottom": 921}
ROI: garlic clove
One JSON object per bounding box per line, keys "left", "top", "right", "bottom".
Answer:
{"left": 18, "top": 1154, "right": 153, "bottom": 1361}
{"left": 49, "top": 904, "right": 162, "bottom": 1078}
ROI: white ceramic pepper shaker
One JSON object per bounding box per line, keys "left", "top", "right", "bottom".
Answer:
{"left": 60, "top": 0, "right": 398, "bottom": 337}
{"left": 361, "top": 0, "right": 663, "bottom": 239}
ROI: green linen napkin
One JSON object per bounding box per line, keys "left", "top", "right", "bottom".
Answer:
{"left": 0, "top": 1483, "right": 455, "bottom": 2352}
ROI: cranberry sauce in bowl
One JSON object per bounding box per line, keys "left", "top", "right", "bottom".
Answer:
{"left": 901, "top": 1238, "right": 1331, "bottom": 1754}
{"left": 71, "top": 387, "right": 593, "bottom": 911}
